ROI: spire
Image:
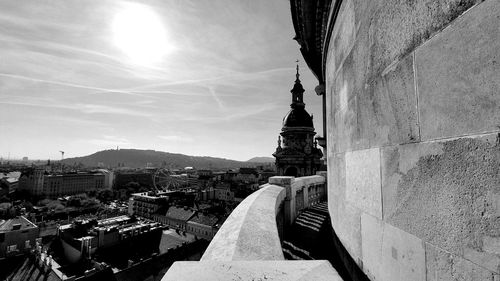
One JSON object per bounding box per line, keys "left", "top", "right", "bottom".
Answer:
{"left": 296, "top": 59, "right": 300, "bottom": 82}
{"left": 291, "top": 60, "right": 305, "bottom": 108}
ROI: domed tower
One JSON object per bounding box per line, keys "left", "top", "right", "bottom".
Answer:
{"left": 273, "top": 64, "right": 323, "bottom": 177}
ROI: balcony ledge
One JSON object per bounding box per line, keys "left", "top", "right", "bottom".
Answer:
{"left": 162, "top": 260, "right": 342, "bottom": 281}
{"left": 201, "top": 184, "right": 286, "bottom": 261}
{"left": 162, "top": 175, "right": 342, "bottom": 280}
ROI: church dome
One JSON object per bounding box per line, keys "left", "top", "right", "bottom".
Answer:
{"left": 282, "top": 107, "right": 313, "bottom": 128}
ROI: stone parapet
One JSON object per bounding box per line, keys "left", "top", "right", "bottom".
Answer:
{"left": 201, "top": 184, "right": 286, "bottom": 261}
{"left": 162, "top": 176, "right": 341, "bottom": 280}
{"left": 162, "top": 260, "right": 342, "bottom": 281}
{"left": 269, "top": 175, "right": 326, "bottom": 225}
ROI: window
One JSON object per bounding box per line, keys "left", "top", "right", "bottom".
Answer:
{"left": 7, "top": 244, "right": 17, "bottom": 253}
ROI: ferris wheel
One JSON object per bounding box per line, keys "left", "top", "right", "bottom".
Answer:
{"left": 152, "top": 168, "right": 188, "bottom": 191}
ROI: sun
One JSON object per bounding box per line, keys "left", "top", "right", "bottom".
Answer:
{"left": 112, "top": 3, "right": 172, "bottom": 66}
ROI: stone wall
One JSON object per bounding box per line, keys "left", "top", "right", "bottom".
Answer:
{"left": 325, "top": 0, "right": 500, "bottom": 280}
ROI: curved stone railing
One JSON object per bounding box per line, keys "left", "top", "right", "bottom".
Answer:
{"left": 162, "top": 174, "right": 341, "bottom": 281}
{"left": 269, "top": 174, "right": 327, "bottom": 226}
{"left": 201, "top": 184, "right": 286, "bottom": 261}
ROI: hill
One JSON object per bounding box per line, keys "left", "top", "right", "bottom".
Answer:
{"left": 62, "top": 149, "right": 249, "bottom": 170}
{"left": 246, "top": 156, "right": 275, "bottom": 163}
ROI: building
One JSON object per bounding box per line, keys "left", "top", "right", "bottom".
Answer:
{"left": 257, "top": 169, "right": 276, "bottom": 184}
{"left": 18, "top": 167, "right": 46, "bottom": 196}
{"left": 235, "top": 168, "right": 259, "bottom": 183}
{"left": 0, "top": 216, "right": 39, "bottom": 259}
{"left": 114, "top": 169, "right": 154, "bottom": 189}
{"left": 18, "top": 169, "right": 105, "bottom": 197}
{"left": 43, "top": 173, "right": 105, "bottom": 197}
{"left": 289, "top": 0, "right": 500, "bottom": 279}
{"left": 213, "top": 186, "right": 234, "bottom": 202}
{"left": 273, "top": 66, "right": 323, "bottom": 177}
{"left": 93, "top": 169, "right": 115, "bottom": 189}
{"left": 154, "top": 206, "right": 195, "bottom": 231}
{"left": 186, "top": 212, "right": 221, "bottom": 240}
{"left": 198, "top": 188, "right": 215, "bottom": 201}
{"left": 0, "top": 177, "right": 18, "bottom": 196}
{"left": 128, "top": 191, "right": 169, "bottom": 219}
{"left": 58, "top": 215, "right": 164, "bottom": 264}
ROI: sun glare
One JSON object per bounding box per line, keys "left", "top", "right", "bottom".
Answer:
{"left": 112, "top": 3, "right": 171, "bottom": 66}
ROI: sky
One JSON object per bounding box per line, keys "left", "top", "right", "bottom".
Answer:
{"left": 0, "top": 0, "right": 322, "bottom": 162}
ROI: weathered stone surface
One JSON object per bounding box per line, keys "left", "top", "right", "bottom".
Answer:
{"left": 336, "top": 200, "right": 363, "bottom": 262}
{"left": 330, "top": 0, "right": 357, "bottom": 76}
{"left": 368, "top": 0, "right": 484, "bottom": 78}
{"left": 381, "top": 134, "right": 500, "bottom": 270}
{"left": 162, "top": 260, "right": 343, "bottom": 281}
{"left": 328, "top": 152, "right": 363, "bottom": 262}
{"left": 426, "top": 243, "right": 499, "bottom": 281}
{"left": 357, "top": 54, "right": 420, "bottom": 148}
{"left": 463, "top": 246, "right": 500, "bottom": 274}
{"left": 201, "top": 184, "right": 285, "bottom": 261}
{"left": 322, "top": 1, "right": 500, "bottom": 281}
{"left": 328, "top": 32, "right": 419, "bottom": 154}
{"left": 361, "top": 214, "right": 426, "bottom": 281}
{"left": 381, "top": 141, "right": 444, "bottom": 219}
{"left": 345, "top": 148, "right": 382, "bottom": 219}
{"left": 416, "top": 0, "right": 500, "bottom": 140}
{"left": 328, "top": 153, "right": 345, "bottom": 229}
{"left": 360, "top": 213, "right": 383, "bottom": 280}
{"left": 331, "top": 91, "right": 358, "bottom": 153}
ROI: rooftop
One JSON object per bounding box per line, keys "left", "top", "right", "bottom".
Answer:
{"left": 0, "top": 216, "right": 37, "bottom": 232}
{"left": 165, "top": 206, "right": 195, "bottom": 221}
{"left": 188, "top": 213, "right": 221, "bottom": 227}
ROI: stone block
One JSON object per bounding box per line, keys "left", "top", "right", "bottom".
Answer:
{"left": 361, "top": 213, "right": 426, "bottom": 281}
{"left": 380, "top": 133, "right": 500, "bottom": 271}
{"left": 328, "top": 34, "right": 419, "bottom": 153}
{"left": 331, "top": 92, "right": 358, "bottom": 153}
{"left": 463, "top": 246, "right": 500, "bottom": 274}
{"left": 162, "top": 260, "right": 342, "bottom": 281}
{"left": 381, "top": 141, "right": 443, "bottom": 219}
{"left": 368, "top": 0, "right": 482, "bottom": 77}
{"left": 360, "top": 213, "right": 384, "bottom": 280}
{"left": 336, "top": 200, "right": 362, "bottom": 262}
{"left": 345, "top": 148, "right": 382, "bottom": 219}
{"left": 426, "top": 243, "right": 499, "bottom": 281}
{"left": 328, "top": 152, "right": 362, "bottom": 261}
{"left": 328, "top": 152, "right": 345, "bottom": 229}
{"left": 330, "top": 0, "right": 357, "bottom": 75}
{"left": 269, "top": 176, "right": 293, "bottom": 187}
{"left": 416, "top": 0, "right": 500, "bottom": 140}
{"left": 357, "top": 54, "right": 420, "bottom": 148}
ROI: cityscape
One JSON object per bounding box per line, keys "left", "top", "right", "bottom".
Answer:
{"left": 1, "top": 0, "right": 499, "bottom": 281}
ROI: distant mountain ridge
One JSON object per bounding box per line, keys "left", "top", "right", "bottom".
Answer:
{"left": 63, "top": 149, "right": 255, "bottom": 170}
{"left": 246, "top": 156, "right": 274, "bottom": 163}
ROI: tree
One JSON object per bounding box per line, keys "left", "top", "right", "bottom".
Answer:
{"left": 97, "top": 190, "right": 114, "bottom": 203}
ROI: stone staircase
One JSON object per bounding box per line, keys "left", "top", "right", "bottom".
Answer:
{"left": 282, "top": 201, "right": 369, "bottom": 281}
{"left": 282, "top": 202, "right": 330, "bottom": 260}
